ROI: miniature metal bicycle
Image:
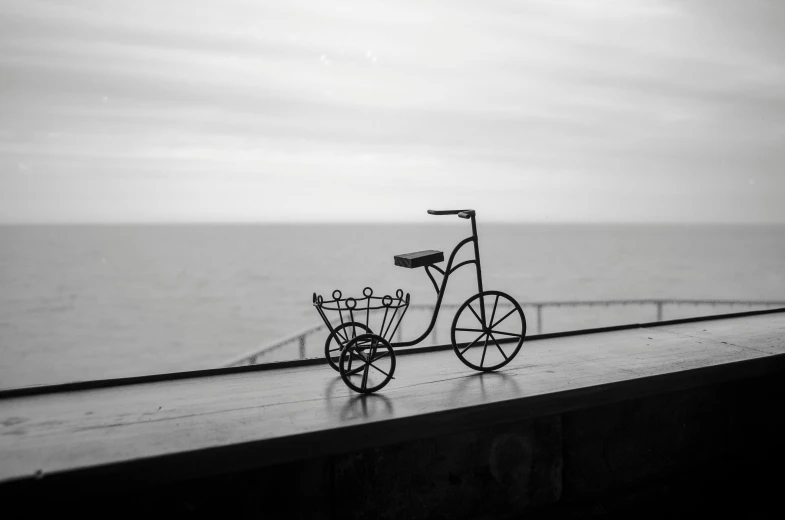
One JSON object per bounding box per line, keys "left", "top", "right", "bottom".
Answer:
{"left": 313, "top": 209, "right": 527, "bottom": 394}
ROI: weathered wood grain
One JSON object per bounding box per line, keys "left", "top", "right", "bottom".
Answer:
{"left": 1, "top": 313, "right": 783, "bottom": 485}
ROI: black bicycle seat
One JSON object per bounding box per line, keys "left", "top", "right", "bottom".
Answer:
{"left": 394, "top": 250, "right": 444, "bottom": 269}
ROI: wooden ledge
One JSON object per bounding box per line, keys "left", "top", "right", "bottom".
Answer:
{"left": 1, "top": 310, "right": 784, "bottom": 487}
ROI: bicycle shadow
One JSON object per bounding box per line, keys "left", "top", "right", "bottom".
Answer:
{"left": 324, "top": 370, "right": 518, "bottom": 421}
{"left": 340, "top": 394, "right": 395, "bottom": 422}
{"left": 324, "top": 376, "right": 396, "bottom": 422}
{"left": 446, "top": 370, "right": 522, "bottom": 406}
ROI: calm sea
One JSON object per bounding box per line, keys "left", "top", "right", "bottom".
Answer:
{"left": 1, "top": 223, "right": 784, "bottom": 388}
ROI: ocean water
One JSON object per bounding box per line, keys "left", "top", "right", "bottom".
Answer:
{"left": 1, "top": 223, "right": 784, "bottom": 389}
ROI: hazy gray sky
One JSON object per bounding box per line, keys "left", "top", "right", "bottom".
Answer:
{"left": 1, "top": 0, "right": 784, "bottom": 223}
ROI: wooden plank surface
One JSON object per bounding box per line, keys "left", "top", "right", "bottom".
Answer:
{"left": 1, "top": 312, "right": 784, "bottom": 485}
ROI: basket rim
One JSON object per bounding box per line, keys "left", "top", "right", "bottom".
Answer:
{"left": 313, "top": 288, "right": 411, "bottom": 312}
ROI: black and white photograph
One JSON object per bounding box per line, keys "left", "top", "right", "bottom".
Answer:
{"left": 1, "top": 1, "right": 784, "bottom": 518}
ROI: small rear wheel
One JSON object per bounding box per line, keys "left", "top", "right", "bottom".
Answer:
{"left": 325, "top": 322, "right": 372, "bottom": 371}
{"left": 339, "top": 334, "right": 396, "bottom": 394}
{"left": 451, "top": 290, "right": 526, "bottom": 372}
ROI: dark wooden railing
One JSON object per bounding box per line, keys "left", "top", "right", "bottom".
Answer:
{"left": 3, "top": 309, "right": 785, "bottom": 520}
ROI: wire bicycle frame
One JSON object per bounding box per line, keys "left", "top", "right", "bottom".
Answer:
{"left": 313, "top": 212, "right": 486, "bottom": 350}
{"left": 393, "top": 213, "right": 484, "bottom": 348}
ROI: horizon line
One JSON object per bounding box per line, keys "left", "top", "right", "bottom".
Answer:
{"left": 2, "top": 219, "right": 785, "bottom": 226}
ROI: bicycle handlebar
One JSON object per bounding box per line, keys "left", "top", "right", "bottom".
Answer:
{"left": 427, "top": 209, "right": 475, "bottom": 219}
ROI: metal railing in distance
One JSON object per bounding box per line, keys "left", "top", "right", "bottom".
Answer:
{"left": 225, "top": 299, "right": 785, "bottom": 367}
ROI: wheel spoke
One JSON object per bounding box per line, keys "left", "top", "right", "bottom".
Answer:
{"left": 491, "top": 308, "right": 517, "bottom": 329}
{"left": 352, "top": 348, "right": 368, "bottom": 362}
{"left": 480, "top": 335, "right": 489, "bottom": 367}
{"left": 347, "top": 363, "right": 366, "bottom": 377}
{"left": 364, "top": 338, "right": 381, "bottom": 388}
{"left": 370, "top": 347, "right": 391, "bottom": 369}
{"left": 347, "top": 348, "right": 368, "bottom": 372}
{"left": 454, "top": 327, "right": 485, "bottom": 333}
{"left": 369, "top": 350, "right": 390, "bottom": 365}
{"left": 361, "top": 360, "right": 370, "bottom": 390}
{"left": 490, "top": 330, "right": 522, "bottom": 338}
{"left": 345, "top": 340, "right": 391, "bottom": 376}
{"left": 347, "top": 348, "right": 369, "bottom": 374}
{"left": 489, "top": 333, "right": 508, "bottom": 360}
{"left": 347, "top": 352, "right": 391, "bottom": 378}
{"left": 460, "top": 332, "right": 486, "bottom": 355}
{"left": 467, "top": 303, "right": 485, "bottom": 328}
{"left": 489, "top": 295, "right": 500, "bottom": 331}
{"left": 367, "top": 361, "right": 391, "bottom": 378}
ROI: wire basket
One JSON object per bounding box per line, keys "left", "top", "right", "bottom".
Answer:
{"left": 313, "top": 287, "right": 410, "bottom": 344}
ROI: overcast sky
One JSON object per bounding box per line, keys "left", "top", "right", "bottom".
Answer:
{"left": 1, "top": 0, "right": 784, "bottom": 223}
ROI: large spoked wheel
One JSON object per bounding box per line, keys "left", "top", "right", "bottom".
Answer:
{"left": 325, "top": 322, "right": 372, "bottom": 372}
{"left": 451, "top": 290, "right": 526, "bottom": 372}
{"left": 339, "top": 334, "right": 396, "bottom": 394}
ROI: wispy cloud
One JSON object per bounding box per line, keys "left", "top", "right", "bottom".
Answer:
{"left": 1, "top": 0, "right": 784, "bottom": 222}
